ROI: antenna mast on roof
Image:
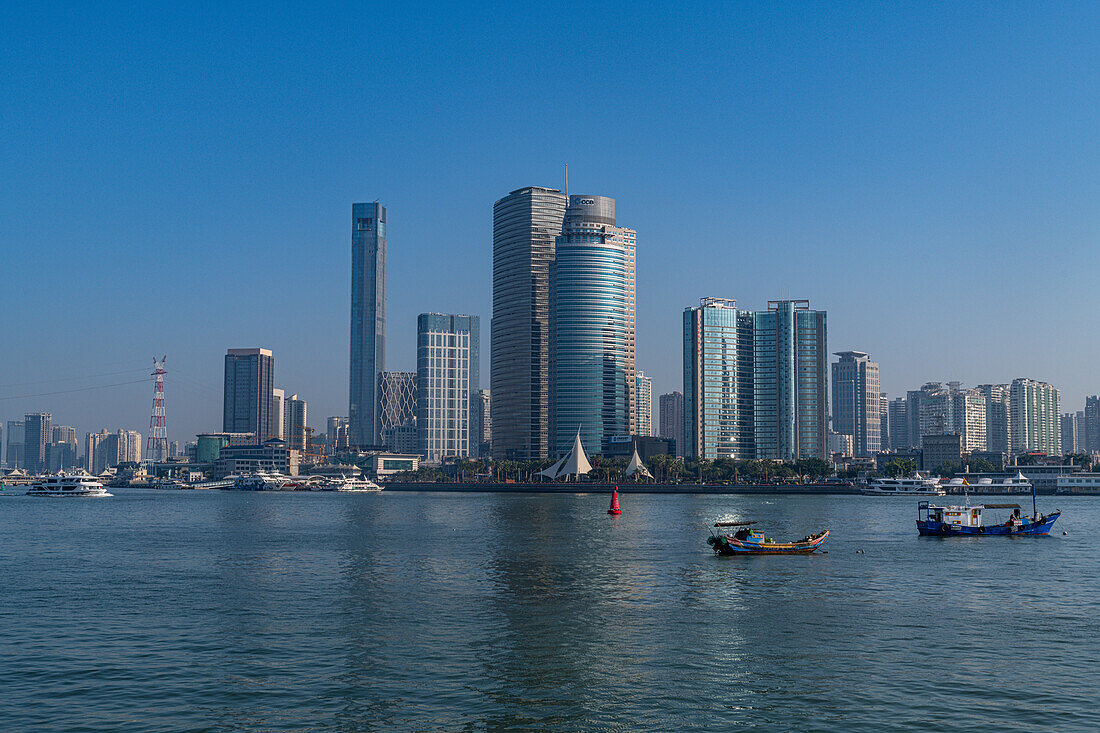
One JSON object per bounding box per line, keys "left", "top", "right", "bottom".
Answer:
{"left": 565, "top": 163, "right": 568, "bottom": 197}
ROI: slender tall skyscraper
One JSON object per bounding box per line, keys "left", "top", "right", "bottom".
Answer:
{"left": 491, "top": 187, "right": 568, "bottom": 460}
{"left": 549, "top": 195, "right": 636, "bottom": 458}
{"left": 635, "top": 371, "right": 652, "bottom": 436}
{"left": 659, "top": 391, "right": 685, "bottom": 457}
{"left": 831, "top": 351, "right": 881, "bottom": 458}
{"left": 350, "top": 202, "right": 386, "bottom": 448}
{"left": 23, "top": 413, "right": 51, "bottom": 473}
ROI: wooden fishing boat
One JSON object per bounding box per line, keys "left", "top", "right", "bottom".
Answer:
{"left": 707, "top": 521, "right": 828, "bottom": 555}
{"left": 916, "top": 482, "right": 1060, "bottom": 536}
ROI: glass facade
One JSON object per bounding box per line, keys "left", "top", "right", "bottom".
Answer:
{"left": 349, "top": 202, "right": 386, "bottom": 448}
{"left": 417, "top": 314, "right": 480, "bottom": 461}
{"left": 380, "top": 371, "right": 418, "bottom": 454}
{"left": 831, "top": 351, "right": 881, "bottom": 457}
{"left": 223, "top": 349, "right": 275, "bottom": 440}
{"left": 549, "top": 195, "right": 635, "bottom": 458}
{"left": 490, "top": 187, "right": 567, "bottom": 460}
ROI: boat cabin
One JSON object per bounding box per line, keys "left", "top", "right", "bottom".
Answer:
{"left": 918, "top": 501, "right": 1023, "bottom": 528}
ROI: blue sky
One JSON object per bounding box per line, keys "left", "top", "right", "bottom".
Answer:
{"left": 2, "top": 2, "right": 1099, "bottom": 443}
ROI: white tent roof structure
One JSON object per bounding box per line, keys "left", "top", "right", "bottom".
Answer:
{"left": 540, "top": 455, "right": 567, "bottom": 479}
{"left": 624, "top": 446, "right": 652, "bottom": 480}
{"left": 543, "top": 429, "right": 592, "bottom": 480}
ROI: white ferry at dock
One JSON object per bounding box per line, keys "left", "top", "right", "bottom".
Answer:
{"left": 26, "top": 473, "right": 112, "bottom": 497}
{"left": 862, "top": 473, "right": 946, "bottom": 496}
{"left": 942, "top": 473, "right": 1032, "bottom": 495}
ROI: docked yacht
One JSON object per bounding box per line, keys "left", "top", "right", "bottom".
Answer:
{"left": 942, "top": 473, "right": 1032, "bottom": 494}
{"left": 27, "top": 473, "right": 112, "bottom": 497}
{"left": 316, "top": 475, "right": 383, "bottom": 492}
{"left": 862, "top": 473, "right": 946, "bottom": 496}
{"left": 232, "top": 472, "right": 288, "bottom": 491}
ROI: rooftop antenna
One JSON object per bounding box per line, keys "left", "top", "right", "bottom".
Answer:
{"left": 565, "top": 163, "right": 569, "bottom": 197}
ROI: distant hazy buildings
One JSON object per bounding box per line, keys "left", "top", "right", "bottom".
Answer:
{"left": 1061, "top": 412, "right": 1084, "bottom": 454}
{"left": 491, "top": 186, "right": 567, "bottom": 461}
{"left": 549, "top": 195, "right": 636, "bottom": 458}
{"left": 879, "top": 393, "right": 889, "bottom": 454}
{"left": 635, "top": 371, "right": 652, "bottom": 436}
{"left": 658, "top": 391, "right": 685, "bottom": 458}
{"left": 380, "top": 371, "right": 418, "bottom": 455}
{"left": 417, "top": 313, "right": 480, "bottom": 461}
{"left": 327, "top": 416, "right": 350, "bottom": 451}
{"left": 831, "top": 351, "right": 880, "bottom": 457}
{"left": 350, "top": 201, "right": 386, "bottom": 448}
{"left": 23, "top": 412, "right": 51, "bottom": 474}
{"left": 477, "top": 389, "right": 491, "bottom": 456}
{"left": 1085, "top": 396, "right": 1100, "bottom": 453}
{"left": 1010, "top": 378, "right": 1060, "bottom": 454}
{"left": 85, "top": 429, "right": 142, "bottom": 474}
{"left": 271, "top": 388, "right": 286, "bottom": 440}
{"left": 978, "top": 384, "right": 1011, "bottom": 454}
{"left": 223, "top": 348, "right": 275, "bottom": 441}
{"left": 5, "top": 420, "right": 22, "bottom": 468}
{"left": 887, "top": 397, "right": 908, "bottom": 450}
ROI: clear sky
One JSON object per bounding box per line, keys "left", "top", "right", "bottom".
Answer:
{"left": 3, "top": 2, "right": 1099, "bottom": 445}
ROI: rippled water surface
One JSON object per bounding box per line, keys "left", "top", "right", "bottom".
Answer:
{"left": 2, "top": 489, "right": 1098, "bottom": 731}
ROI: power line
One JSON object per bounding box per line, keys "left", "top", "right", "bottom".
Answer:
{"left": 0, "top": 378, "right": 152, "bottom": 401}
{"left": 0, "top": 367, "right": 150, "bottom": 389}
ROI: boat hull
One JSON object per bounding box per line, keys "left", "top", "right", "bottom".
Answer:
{"left": 917, "top": 511, "right": 1061, "bottom": 536}
{"left": 708, "top": 530, "right": 828, "bottom": 555}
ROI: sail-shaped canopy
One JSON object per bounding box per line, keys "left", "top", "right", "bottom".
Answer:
{"left": 624, "top": 446, "right": 652, "bottom": 479}
{"left": 540, "top": 455, "right": 567, "bottom": 479}
{"left": 559, "top": 429, "right": 592, "bottom": 478}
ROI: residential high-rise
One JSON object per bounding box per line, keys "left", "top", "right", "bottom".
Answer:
{"left": 327, "top": 416, "right": 350, "bottom": 451}
{"left": 380, "top": 371, "right": 418, "bottom": 455}
{"left": 223, "top": 348, "right": 275, "bottom": 440}
{"left": 635, "top": 371, "right": 653, "bottom": 436}
{"left": 491, "top": 186, "right": 568, "bottom": 460}
{"left": 85, "top": 430, "right": 110, "bottom": 474}
{"left": 1061, "top": 412, "right": 1082, "bottom": 454}
{"left": 549, "top": 195, "right": 636, "bottom": 458}
{"left": 271, "top": 388, "right": 286, "bottom": 440}
{"left": 752, "top": 300, "right": 828, "bottom": 460}
{"left": 952, "top": 386, "right": 987, "bottom": 453}
{"left": 350, "top": 201, "right": 386, "bottom": 448}
{"left": 1085, "top": 395, "right": 1100, "bottom": 453}
{"left": 683, "top": 298, "right": 753, "bottom": 460}
{"left": 284, "top": 394, "right": 308, "bottom": 451}
{"left": 887, "top": 397, "right": 909, "bottom": 450}
{"left": 1010, "top": 378, "right": 1060, "bottom": 455}
{"left": 4, "top": 420, "right": 21, "bottom": 468}
{"left": 88, "top": 429, "right": 142, "bottom": 470}
{"left": 477, "top": 390, "right": 491, "bottom": 456}
{"left": 879, "top": 393, "right": 890, "bottom": 452}
{"left": 659, "top": 391, "right": 685, "bottom": 458}
{"left": 978, "top": 384, "right": 1011, "bottom": 454}
{"left": 830, "top": 351, "right": 881, "bottom": 457}
{"left": 417, "top": 314, "right": 480, "bottom": 461}
{"left": 23, "top": 412, "right": 51, "bottom": 473}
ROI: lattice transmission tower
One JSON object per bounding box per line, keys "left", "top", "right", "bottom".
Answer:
{"left": 146, "top": 356, "right": 168, "bottom": 461}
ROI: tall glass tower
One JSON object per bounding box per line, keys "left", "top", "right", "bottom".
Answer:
{"left": 349, "top": 202, "right": 386, "bottom": 448}
{"left": 549, "top": 195, "right": 636, "bottom": 458}
{"left": 491, "top": 187, "right": 567, "bottom": 460}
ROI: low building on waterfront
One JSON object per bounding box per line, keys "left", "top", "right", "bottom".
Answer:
{"left": 365, "top": 453, "right": 421, "bottom": 478}
{"left": 213, "top": 438, "right": 299, "bottom": 477}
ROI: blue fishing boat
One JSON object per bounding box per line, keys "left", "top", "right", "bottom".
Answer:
{"left": 917, "top": 485, "right": 1060, "bottom": 536}
{"left": 708, "top": 521, "right": 829, "bottom": 555}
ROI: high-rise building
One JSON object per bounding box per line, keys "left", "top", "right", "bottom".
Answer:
{"left": 45, "top": 441, "right": 77, "bottom": 471}
{"left": 549, "top": 195, "right": 636, "bottom": 458}
{"left": 879, "top": 393, "right": 890, "bottom": 452}
{"left": 683, "top": 298, "right": 753, "bottom": 460}
{"left": 951, "top": 386, "right": 987, "bottom": 453}
{"left": 327, "top": 416, "right": 350, "bottom": 451}
{"left": 887, "top": 397, "right": 909, "bottom": 450}
{"left": 1010, "top": 378, "right": 1060, "bottom": 455}
{"left": 380, "top": 371, "right": 418, "bottom": 455}
{"left": 477, "top": 390, "right": 491, "bottom": 456}
{"left": 417, "top": 314, "right": 480, "bottom": 461}
{"left": 1085, "top": 395, "right": 1100, "bottom": 453}
{"left": 491, "top": 186, "right": 568, "bottom": 460}
{"left": 4, "top": 420, "right": 20, "bottom": 468}
{"left": 284, "top": 394, "right": 308, "bottom": 451}
{"left": 658, "top": 391, "right": 685, "bottom": 458}
{"left": 752, "top": 301, "right": 828, "bottom": 460}
{"left": 85, "top": 429, "right": 110, "bottom": 475}
{"left": 830, "top": 351, "right": 881, "bottom": 457}
{"left": 635, "top": 371, "right": 653, "bottom": 436}
{"left": 87, "top": 429, "right": 143, "bottom": 470}
{"left": 1061, "top": 412, "right": 1082, "bottom": 454}
{"left": 978, "top": 384, "right": 1011, "bottom": 454}
{"left": 350, "top": 201, "right": 387, "bottom": 448}
{"left": 223, "top": 348, "right": 275, "bottom": 440}
{"left": 23, "top": 413, "right": 51, "bottom": 473}
{"left": 271, "top": 388, "right": 286, "bottom": 440}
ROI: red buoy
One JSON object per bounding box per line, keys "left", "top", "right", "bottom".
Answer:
{"left": 608, "top": 488, "right": 622, "bottom": 515}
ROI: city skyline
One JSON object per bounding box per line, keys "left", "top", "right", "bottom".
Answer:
{"left": 5, "top": 4, "right": 1100, "bottom": 442}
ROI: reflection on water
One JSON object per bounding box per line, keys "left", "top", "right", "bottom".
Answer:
{"left": 1, "top": 490, "right": 1098, "bottom": 731}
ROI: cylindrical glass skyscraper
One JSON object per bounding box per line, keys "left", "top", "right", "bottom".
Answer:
{"left": 549, "top": 195, "right": 636, "bottom": 458}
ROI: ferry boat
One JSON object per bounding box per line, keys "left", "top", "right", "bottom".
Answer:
{"left": 917, "top": 489, "right": 1060, "bottom": 536}
{"left": 707, "top": 521, "right": 829, "bottom": 555}
{"left": 27, "top": 473, "right": 112, "bottom": 497}
{"left": 942, "top": 473, "right": 1031, "bottom": 495}
{"left": 231, "top": 472, "right": 288, "bottom": 491}
{"left": 314, "top": 475, "right": 383, "bottom": 492}
{"left": 862, "top": 473, "right": 946, "bottom": 496}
